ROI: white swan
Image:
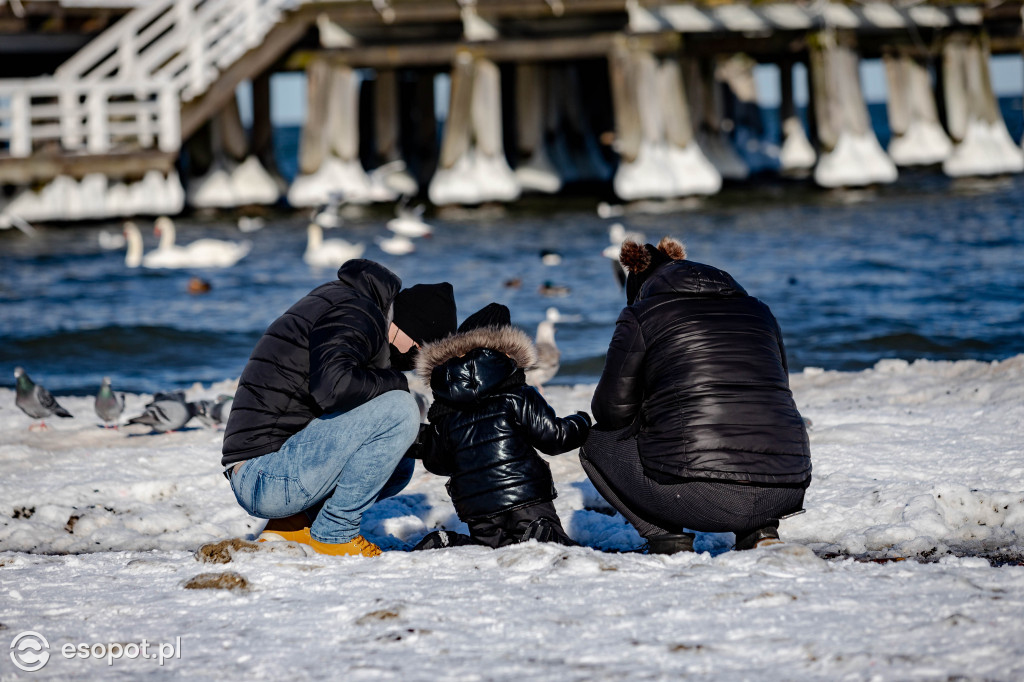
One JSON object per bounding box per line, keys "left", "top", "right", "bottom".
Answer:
{"left": 147, "top": 216, "right": 252, "bottom": 269}
{"left": 304, "top": 222, "right": 365, "bottom": 268}
{"left": 123, "top": 221, "right": 163, "bottom": 268}
{"left": 376, "top": 233, "right": 415, "bottom": 256}
{"left": 386, "top": 197, "right": 433, "bottom": 238}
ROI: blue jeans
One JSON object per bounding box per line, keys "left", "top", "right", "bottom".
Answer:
{"left": 229, "top": 390, "right": 420, "bottom": 543}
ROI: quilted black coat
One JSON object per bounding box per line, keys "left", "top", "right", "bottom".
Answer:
{"left": 592, "top": 259, "right": 811, "bottom": 485}
{"left": 414, "top": 325, "right": 590, "bottom": 519}
{"left": 222, "top": 260, "right": 408, "bottom": 465}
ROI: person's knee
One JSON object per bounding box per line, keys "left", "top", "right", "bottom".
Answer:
{"left": 375, "top": 390, "right": 421, "bottom": 442}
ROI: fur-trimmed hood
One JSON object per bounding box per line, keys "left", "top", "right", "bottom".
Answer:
{"left": 416, "top": 325, "right": 538, "bottom": 380}
{"left": 416, "top": 325, "right": 538, "bottom": 406}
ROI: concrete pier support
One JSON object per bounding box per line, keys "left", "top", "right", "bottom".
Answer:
{"left": 778, "top": 60, "right": 816, "bottom": 174}
{"left": 374, "top": 69, "right": 419, "bottom": 197}
{"left": 608, "top": 44, "right": 720, "bottom": 201}
{"left": 941, "top": 34, "right": 1023, "bottom": 177}
{"left": 429, "top": 53, "right": 520, "bottom": 206}
{"left": 884, "top": 53, "right": 952, "bottom": 166}
{"left": 289, "top": 60, "right": 397, "bottom": 207}
{"left": 187, "top": 95, "right": 282, "bottom": 209}
{"left": 809, "top": 35, "right": 897, "bottom": 188}
{"left": 515, "top": 63, "right": 562, "bottom": 194}
{"left": 692, "top": 56, "right": 750, "bottom": 180}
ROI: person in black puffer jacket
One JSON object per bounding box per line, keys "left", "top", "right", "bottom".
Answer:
{"left": 581, "top": 238, "right": 811, "bottom": 554}
{"left": 410, "top": 303, "right": 591, "bottom": 549}
{"left": 221, "top": 259, "right": 457, "bottom": 557}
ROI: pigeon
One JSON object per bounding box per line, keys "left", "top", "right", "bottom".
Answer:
{"left": 191, "top": 394, "right": 234, "bottom": 429}
{"left": 14, "top": 367, "right": 73, "bottom": 430}
{"left": 127, "top": 391, "right": 194, "bottom": 433}
{"left": 525, "top": 308, "right": 561, "bottom": 389}
{"left": 94, "top": 376, "right": 125, "bottom": 428}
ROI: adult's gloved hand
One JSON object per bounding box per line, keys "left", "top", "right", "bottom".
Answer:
{"left": 575, "top": 410, "right": 592, "bottom": 427}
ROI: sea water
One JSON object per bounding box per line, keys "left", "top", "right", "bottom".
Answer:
{"left": 1, "top": 109, "right": 1023, "bottom": 395}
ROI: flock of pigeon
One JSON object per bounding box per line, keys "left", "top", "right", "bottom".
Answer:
{"left": 11, "top": 304, "right": 561, "bottom": 432}
{"left": 13, "top": 367, "right": 232, "bottom": 434}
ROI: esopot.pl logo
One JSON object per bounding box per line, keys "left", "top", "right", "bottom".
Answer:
{"left": 9, "top": 631, "right": 50, "bottom": 672}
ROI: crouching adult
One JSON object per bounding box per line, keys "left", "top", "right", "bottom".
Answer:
{"left": 581, "top": 238, "right": 811, "bottom": 554}
{"left": 221, "top": 260, "right": 457, "bottom": 556}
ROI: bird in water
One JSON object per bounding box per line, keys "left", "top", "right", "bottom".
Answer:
{"left": 191, "top": 394, "right": 234, "bottom": 429}
{"left": 127, "top": 391, "right": 194, "bottom": 433}
{"left": 14, "top": 367, "right": 73, "bottom": 430}
{"left": 94, "top": 376, "right": 125, "bottom": 428}
{"left": 304, "top": 222, "right": 366, "bottom": 268}
{"left": 387, "top": 196, "right": 433, "bottom": 238}
{"left": 525, "top": 307, "right": 561, "bottom": 390}
{"left": 538, "top": 281, "right": 570, "bottom": 297}
{"left": 376, "top": 233, "right": 415, "bottom": 256}
{"left": 603, "top": 223, "right": 645, "bottom": 288}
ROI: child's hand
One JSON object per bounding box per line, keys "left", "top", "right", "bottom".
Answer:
{"left": 575, "top": 411, "right": 592, "bottom": 427}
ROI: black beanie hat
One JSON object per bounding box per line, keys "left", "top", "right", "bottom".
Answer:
{"left": 458, "top": 302, "right": 511, "bottom": 333}
{"left": 393, "top": 282, "right": 458, "bottom": 345}
{"left": 620, "top": 237, "right": 687, "bottom": 305}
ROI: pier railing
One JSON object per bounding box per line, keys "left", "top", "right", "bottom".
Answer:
{"left": 54, "top": 0, "right": 294, "bottom": 102}
{"left": 0, "top": 80, "right": 179, "bottom": 158}
{"left": 0, "top": 0, "right": 295, "bottom": 163}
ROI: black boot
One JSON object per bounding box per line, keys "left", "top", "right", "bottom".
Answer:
{"left": 520, "top": 518, "right": 579, "bottom": 546}
{"left": 411, "top": 529, "right": 477, "bottom": 551}
{"left": 734, "top": 525, "right": 781, "bottom": 551}
{"left": 646, "top": 532, "right": 695, "bottom": 554}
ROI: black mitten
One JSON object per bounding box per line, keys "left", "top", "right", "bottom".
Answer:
{"left": 575, "top": 411, "right": 592, "bottom": 428}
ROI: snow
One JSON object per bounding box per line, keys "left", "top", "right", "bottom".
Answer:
{"left": 2, "top": 358, "right": 1023, "bottom": 679}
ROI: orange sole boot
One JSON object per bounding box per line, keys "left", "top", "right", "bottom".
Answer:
{"left": 258, "top": 513, "right": 312, "bottom": 544}
{"left": 309, "top": 534, "right": 382, "bottom": 557}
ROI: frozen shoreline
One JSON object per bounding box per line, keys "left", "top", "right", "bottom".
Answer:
{"left": 2, "top": 356, "right": 1023, "bottom": 679}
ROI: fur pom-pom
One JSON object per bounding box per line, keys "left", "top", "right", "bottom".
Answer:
{"left": 657, "top": 236, "right": 687, "bottom": 260}
{"left": 619, "top": 240, "right": 651, "bottom": 273}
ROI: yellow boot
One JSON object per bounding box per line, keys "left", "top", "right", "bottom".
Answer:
{"left": 258, "top": 513, "right": 312, "bottom": 544}
{"left": 309, "top": 534, "right": 382, "bottom": 557}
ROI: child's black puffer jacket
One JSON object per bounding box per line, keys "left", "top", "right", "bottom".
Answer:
{"left": 414, "top": 325, "right": 590, "bottom": 520}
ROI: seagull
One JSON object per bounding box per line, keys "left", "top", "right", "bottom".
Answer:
{"left": 148, "top": 216, "right": 252, "bottom": 269}
{"left": 602, "top": 223, "right": 645, "bottom": 288}
{"left": 304, "top": 222, "right": 366, "bottom": 268}
{"left": 597, "top": 201, "right": 625, "bottom": 219}
{"left": 191, "top": 394, "right": 234, "bottom": 429}
{"left": 237, "top": 215, "right": 266, "bottom": 233}
{"left": 540, "top": 249, "right": 562, "bottom": 266}
{"left": 312, "top": 197, "right": 345, "bottom": 229}
{"left": 14, "top": 367, "right": 72, "bottom": 430}
{"left": 525, "top": 307, "right": 561, "bottom": 389}
{"left": 127, "top": 391, "right": 194, "bottom": 433}
{"left": 94, "top": 376, "right": 125, "bottom": 428}
{"left": 376, "top": 233, "right": 415, "bottom": 256}
{"left": 387, "top": 196, "right": 433, "bottom": 238}
{"left": 98, "top": 229, "right": 126, "bottom": 250}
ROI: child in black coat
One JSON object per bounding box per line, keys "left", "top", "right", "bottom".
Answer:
{"left": 410, "top": 303, "right": 591, "bottom": 549}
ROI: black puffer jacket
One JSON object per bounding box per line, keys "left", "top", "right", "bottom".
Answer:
{"left": 222, "top": 260, "right": 408, "bottom": 466}
{"left": 415, "top": 325, "right": 590, "bottom": 520}
{"left": 592, "top": 259, "right": 811, "bottom": 484}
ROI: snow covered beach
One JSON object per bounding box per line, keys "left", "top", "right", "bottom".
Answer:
{"left": 2, "top": 356, "right": 1023, "bottom": 679}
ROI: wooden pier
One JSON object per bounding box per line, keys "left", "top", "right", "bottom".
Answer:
{"left": 2, "top": 0, "right": 1024, "bottom": 222}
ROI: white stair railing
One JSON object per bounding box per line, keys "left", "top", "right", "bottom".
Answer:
{"left": 0, "top": 79, "right": 179, "bottom": 158}
{"left": 1, "top": 0, "right": 297, "bottom": 162}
